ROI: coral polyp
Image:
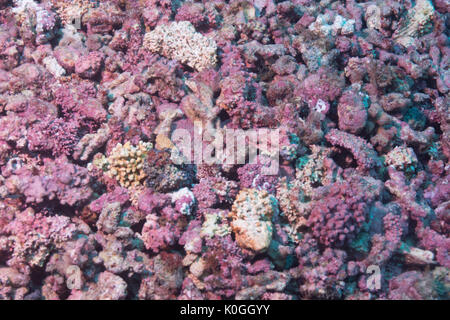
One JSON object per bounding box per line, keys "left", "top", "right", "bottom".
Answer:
{"left": 0, "top": 0, "right": 448, "bottom": 301}
{"left": 92, "top": 141, "right": 152, "bottom": 188}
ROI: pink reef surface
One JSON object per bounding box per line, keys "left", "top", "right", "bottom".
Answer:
{"left": 0, "top": 0, "right": 449, "bottom": 300}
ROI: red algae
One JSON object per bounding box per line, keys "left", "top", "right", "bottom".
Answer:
{"left": 0, "top": 0, "right": 448, "bottom": 300}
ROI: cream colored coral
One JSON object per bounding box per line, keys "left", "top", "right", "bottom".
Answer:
{"left": 143, "top": 21, "right": 217, "bottom": 71}
{"left": 275, "top": 146, "right": 341, "bottom": 237}
{"left": 276, "top": 177, "right": 310, "bottom": 236}
{"left": 12, "top": 0, "right": 52, "bottom": 33}
{"left": 365, "top": 5, "right": 382, "bottom": 31}
{"left": 93, "top": 141, "right": 152, "bottom": 188}
{"left": 393, "top": 0, "right": 435, "bottom": 47}
{"left": 189, "top": 258, "right": 206, "bottom": 278}
{"left": 403, "top": 247, "right": 435, "bottom": 265}
{"left": 49, "top": 0, "right": 95, "bottom": 26}
{"left": 201, "top": 212, "right": 231, "bottom": 239}
{"left": 384, "top": 146, "right": 418, "bottom": 171}
{"left": 229, "top": 189, "right": 276, "bottom": 253}
{"left": 43, "top": 56, "right": 66, "bottom": 78}
{"left": 295, "top": 145, "right": 338, "bottom": 197}
{"left": 171, "top": 187, "right": 196, "bottom": 215}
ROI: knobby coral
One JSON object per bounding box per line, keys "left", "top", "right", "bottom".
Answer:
{"left": 0, "top": 0, "right": 448, "bottom": 301}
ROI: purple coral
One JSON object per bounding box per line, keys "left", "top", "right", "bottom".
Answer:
{"left": 307, "top": 175, "right": 381, "bottom": 247}
{"left": 0, "top": 0, "right": 448, "bottom": 302}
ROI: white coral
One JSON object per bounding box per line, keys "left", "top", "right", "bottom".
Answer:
{"left": 230, "top": 189, "right": 276, "bottom": 253}
{"left": 42, "top": 56, "right": 66, "bottom": 78}
{"left": 393, "top": 0, "right": 435, "bottom": 47}
{"left": 365, "top": 4, "right": 382, "bottom": 31}
{"left": 143, "top": 21, "right": 217, "bottom": 71}
{"left": 171, "top": 187, "right": 196, "bottom": 215}
{"left": 201, "top": 212, "right": 231, "bottom": 239}
{"left": 309, "top": 13, "right": 355, "bottom": 37}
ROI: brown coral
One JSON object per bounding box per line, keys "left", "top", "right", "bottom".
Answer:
{"left": 229, "top": 189, "right": 276, "bottom": 253}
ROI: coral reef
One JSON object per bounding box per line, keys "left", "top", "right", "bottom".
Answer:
{"left": 0, "top": 0, "right": 448, "bottom": 301}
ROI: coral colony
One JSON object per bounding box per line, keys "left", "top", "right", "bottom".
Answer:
{"left": 0, "top": 0, "right": 449, "bottom": 301}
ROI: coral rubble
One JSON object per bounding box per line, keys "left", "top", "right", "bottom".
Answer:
{"left": 0, "top": 0, "right": 448, "bottom": 301}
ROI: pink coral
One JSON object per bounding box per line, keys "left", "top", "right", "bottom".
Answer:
{"left": 1, "top": 207, "right": 76, "bottom": 267}
{"left": 337, "top": 89, "right": 369, "bottom": 134}
{"left": 0, "top": 0, "right": 447, "bottom": 301}
{"left": 75, "top": 51, "right": 104, "bottom": 79}
{"left": 193, "top": 177, "right": 238, "bottom": 210}
{"left": 4, "top": 156, "right": 92, "bottom": 206}
{"left": 307, "top": 175, "right": 382, "bottom": 247}
{"left": 326, "top": 129, "right": 381, "bottom": 170}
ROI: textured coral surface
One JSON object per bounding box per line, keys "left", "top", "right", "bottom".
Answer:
{"left": 0, "top": 0, "right": 449, "bottom": 300}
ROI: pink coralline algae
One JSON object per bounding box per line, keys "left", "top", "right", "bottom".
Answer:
{"left": 307, "top": 173, "right": 383, "bottom": 247}
{"left": 27, "top": 116, "right": 79, "bottom": 157}
{"left": 3, "top": 156, "right": 92, "bottom": 206}
{"left": 337, "top": 88, "right": 369, "bottom": 134}
{"left": 75, "top": 51, "right": 104, "bottom": 79}
{"left": 0, "top": 0, "right": 448, "bottom": 301}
